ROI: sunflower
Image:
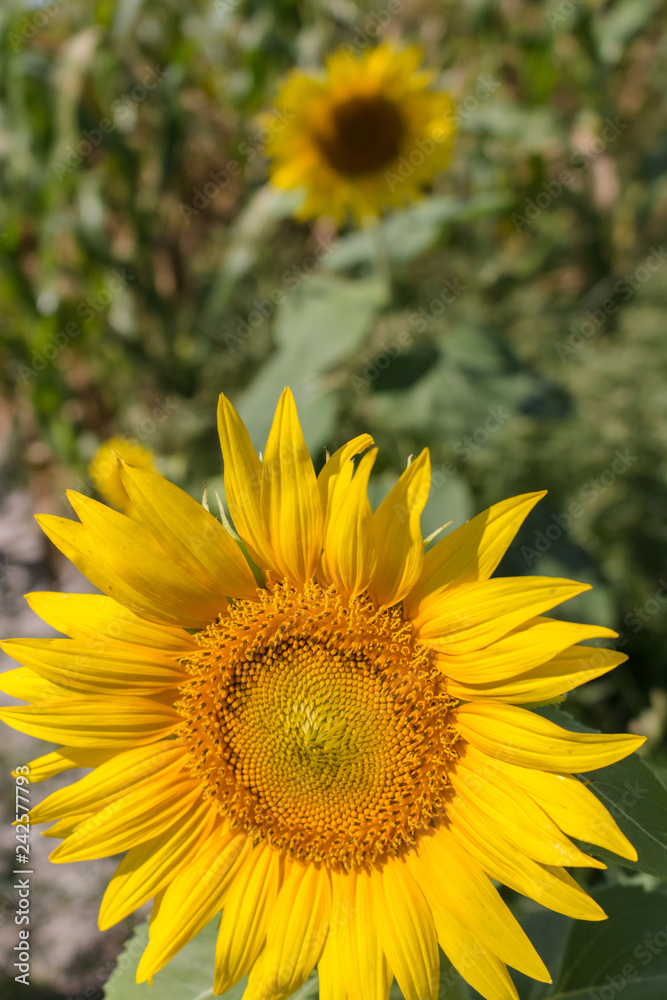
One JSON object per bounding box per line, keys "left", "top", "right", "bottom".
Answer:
{"left": 88, "top": 436, "right": 156, "bottom": 517}
{"left": 0, "top": 388, "right": 643, "bottom": 1000}
{"left": 264, "top": 44, "right": 456, "bottom": 223}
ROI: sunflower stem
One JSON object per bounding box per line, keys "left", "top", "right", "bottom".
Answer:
{"left": 368, "top": 219, "right": 393, "bottom": 302}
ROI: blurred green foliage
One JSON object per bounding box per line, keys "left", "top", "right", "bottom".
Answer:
{"left": 1, "top": 0, "right": 667, "bottom": 747}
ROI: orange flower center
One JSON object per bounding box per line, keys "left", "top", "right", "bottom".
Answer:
{"left": 314, "top": 94, "right": 406, "bottom": 176}
{"left": 177, "top": 581, "right": 460, "bottom": 870}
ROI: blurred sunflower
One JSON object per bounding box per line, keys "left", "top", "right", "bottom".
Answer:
{"left": 0, "top": 388, "right": 643, "bottom": 1000}
{"left": 264, "top": 44, "right": 456, "bottom": 223}
{"left": 88, "top": 436, "right": 156, "bottom": 517}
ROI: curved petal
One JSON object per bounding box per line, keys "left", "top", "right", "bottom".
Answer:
{"left": 371, "top": 859, "right": 439, "bottom": 1000}
{"left": 455, "top": 701, "right": 645, "bottom": 772}
{"left": 434, "top": 616, "right": 618, "bottom": 684}
{"left": 330, "top": 869, "right": 391, "bottom": 1000}
{"left": 449, "top": 813, "right": 606, "bottom": 921}
{"left": 99, "top": 797, "right": 217, "bottom": 928}
{"left": 119, "top": 462, "right": 259, "bottom": 600}
{"left": 1, "top": 637, "right": 187, "bottom": 696}
{"left": 37, "top": 510, "right": 223, "bottom": 629}
{"left": 369, "top": 449, "right": 431, "bottom": 609}
{"left": 137, "top": 827, "right": 250, "bottom": 982}
{"left": 448, "top": 646, "right": 626, "bottom": 704}
{"left": 217, "top": 393, "right": 274, "bottom": 571}
{"left": 415, "top": 578, "right": 591, "bottom": 652}
{"left": 0, "top": 696, "right": 180, "bottom": 748}
{"left": 470, "top": 749, "right": 637, "bottom": 861}
{"left": 24, "top": 592, "right": 195, "bottom": 650}
{"left": 323, "top": 447, "right": 377, "bottom": 597}
{"left": 261, "top": 387, "right": 323, "bottom": 586}
{"left": 18, "top": 746, "right": 119, "bottom": 784}
{"left": 67, "top": 492, "right": 230, "bottom": 623}
{"left": 407, "top": 828, "right": 549, "bottom": 982}
{"left": 317, "top": 434, "right": 374, "bottom": 520}
{"left": 0, "top": 665, "right": 71, "bottom": 703}
{"left": 49, "top": 770, "right": 202, "bottom": 863}
{"left": 428, "top": 904, "right": 520, "bottom": 1000}
{"left": 29, "top": 744, "right": 186, "bottom": 824}
{"left": 405, "top": 492, "right": 545, "bottom": 618}
{"left": 450, "top": 757, "right": 605, "bottom": 868}
{"left": 245, "top": 862, "right": 331, "bottom": 1000}
{"left": 214, "top": 843, "right": 281, "bottom": 994}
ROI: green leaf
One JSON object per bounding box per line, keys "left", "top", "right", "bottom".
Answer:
{"left": 104, "top": 917, "right": 223, "bottom": 999}
{"left": 591, "top": 0, "right": 663, "bottom": 65}
{"left": 235, "top": 275, "right": 386, "bottom": 451}
{"left": 538, "top": 706, "right": 667, "bottom": 878}
{"left": 328, "top": 192, "right": 512, "bottom": 270}
{"left": 103, "top": 918, "right": 320, "bottom": 999}
{"left": 548, "top": 885, "right": 667, "bottom": 1000}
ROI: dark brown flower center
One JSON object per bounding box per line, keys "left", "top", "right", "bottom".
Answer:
{"left": 315, "top": 95, "right": 406, "bottom": 176}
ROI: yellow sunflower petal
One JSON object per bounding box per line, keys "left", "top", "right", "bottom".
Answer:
{"left": 217, "top": 392, "right": 275, "bottom": 571}
{"left": 214, "top": 843, "right": 281, "bottom": 994}
{"left": 474, "top": 750, "right": 637, "bottom": 861}
{"left": 137, "top": 828, "right": 250, "bottom": 982}
{"left": 448, "top": 646, "right": 626, "bottom": 704}
{"left": 245, "top": 863, "right": 331, "bottom": 1000}
{"left": 434, "top": 615, "right": 617, "bottom": 684}
{"left": 261, "top": 387, "right": 323, "bottom": 586}
{"left": 0, "top": 665, "right": 69, "bottom": 702}
{"left": 331, "top": 870, "right": 392, "bottom": 1000}
{"left": 24, "top": 591, "right": 195, "bottom": 650}
{"left": 372, "top": 859, "right": 439, "bottom": 1000}
{"left": 416, "top": 577, "right": 591, "bottom": 651}
{"left": 0, "top": 696, "right": 180, "bottom": 748}
{"left": 455, "top": 701, "right": 645, "bottom": 772}
{"left": 407, "top": 828, "right": 550, "bottom": 982}
{"left": 317, "top": 434, "right": 374, "bottom": 520}
{"left": 30, "top": 743, "right": 185, "bottom": 824}
{"left": 17, "top": 747, "right": 119, "bottom": 783}
{"left": 99, "top": 797, "right": 217, "bottom": 929}
{"left": 66, "top": 493, "right": 229, "bottom": 626}
{"left": 1, "top": 637, "right": 187, "bottom": 696}
{"left": 450, "top": 756, "right": 605, "bottom": 868}
{"left": 405, "top": 492, "right": 546, "bottom": 618}
{"left": 36, "top": 511, "right": 219, "bottom": 629}
{"left": 323, "top": 447, "right": 377, "bottom": 597}
{"left": 369, "top": 449, "right": 431, "bottom": 609}
{"left": 317, "top": 931, "right": 348, "bottom": 1000}
{"left": 449, "top": 814, "right": 607, "bottom": 921}
{"left": 119, "top": 462, "right": 259, "bottom": 601}
{"left": 50, "top": 771, "right": 201, "bottom": 863}
{"left": 434, "top": 906, "right": 521, "bottom": 1000}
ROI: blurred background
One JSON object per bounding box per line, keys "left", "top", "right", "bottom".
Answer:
{"left": 1, "top": 0, "right": 667, "bottom": 997}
